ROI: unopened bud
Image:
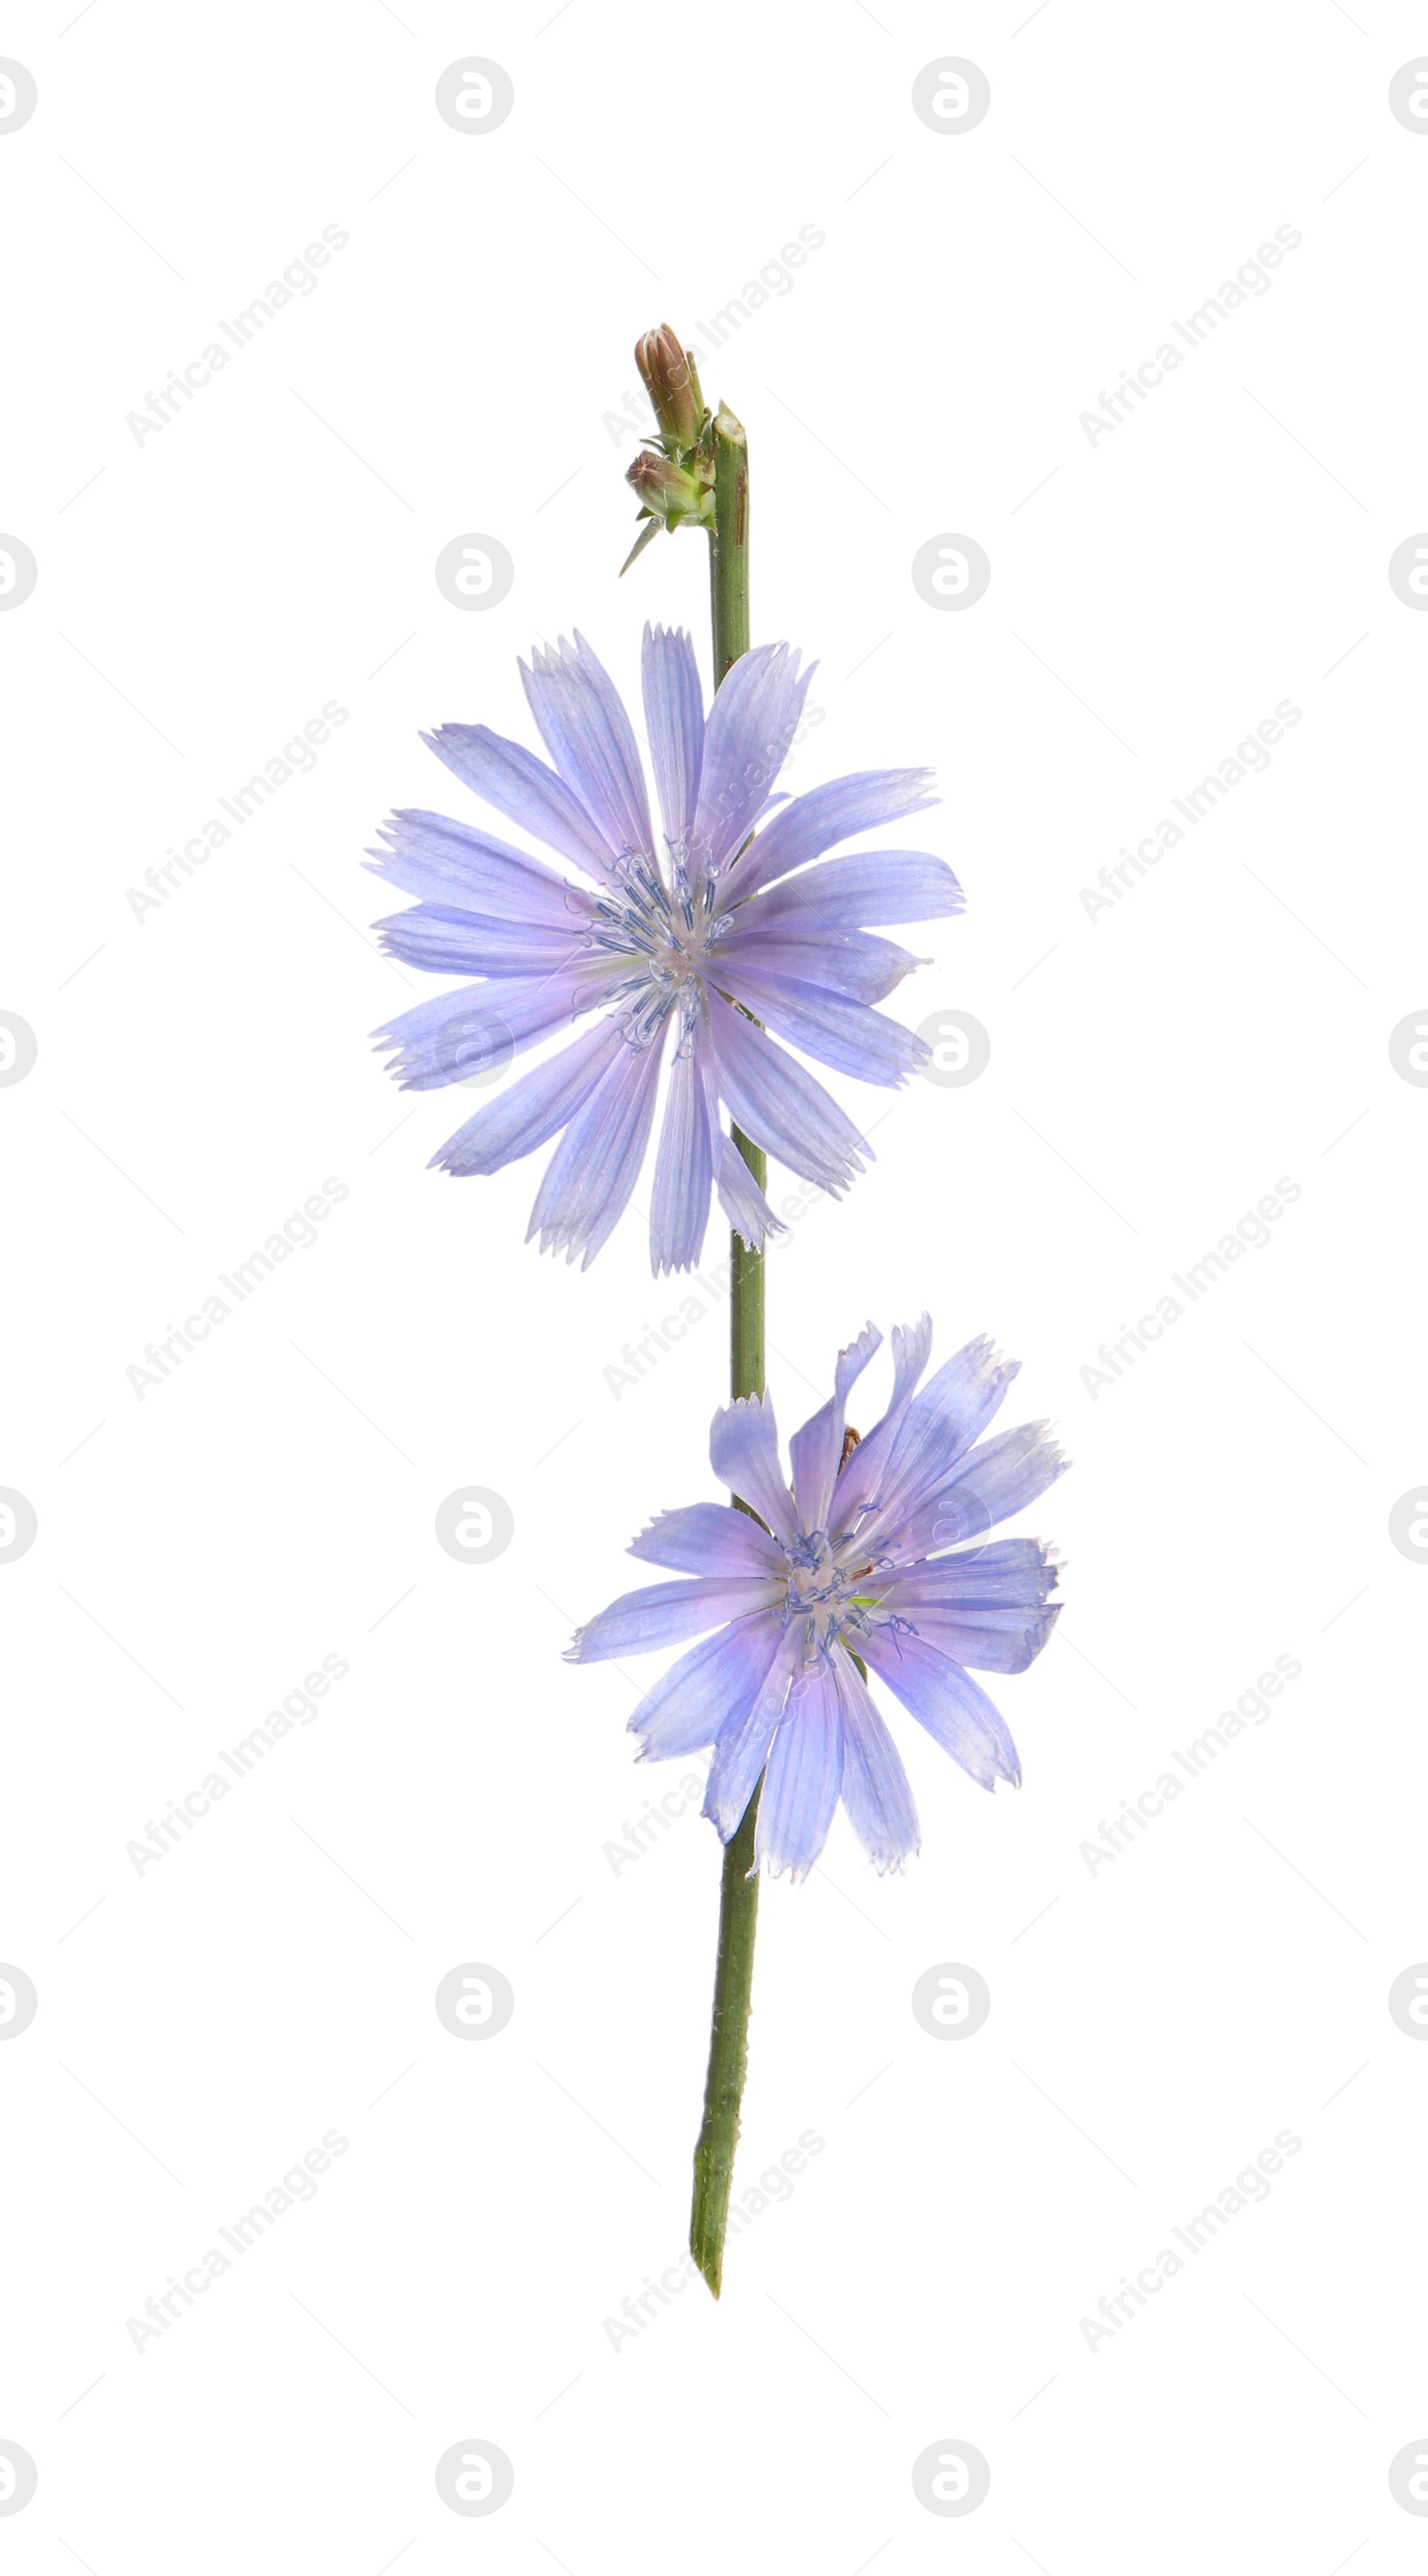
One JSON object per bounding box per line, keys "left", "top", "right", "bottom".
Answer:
{"left": 635, "top": 325, "right": 705, "bottom": 448}
{"left": 626, "top": 446, "right": 711, "bottom": 534}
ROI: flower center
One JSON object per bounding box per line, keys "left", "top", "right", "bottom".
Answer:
{"left": 780, "top": 1526, "right": 918, "bottom": 1670}
{"left": 585, "top": 848, "right": 732, "bottom": 1052}
{"left": 781, "top": 1529, "right": 875, "bottom": 1662}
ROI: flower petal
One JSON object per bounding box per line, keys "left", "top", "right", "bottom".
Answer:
{"left": 827, "top": 1314, "right": 934, "bottom": 1536}
{"left": 520, "top": 632, "right": 653, "bottom": 861}
{"left": 715, "top": 1131, "right": 786, "bottom": 1253}
{"left": 627, "top": 1611, "right": 783, "bottom": 1761}
{"left": 859, "top": 1337, "right": 1020, "bottom": 1543}
{"left": 569, "top": 1573, "right": 784, "bottom": 1661}
{"left": 788, "top": 1321, "right": 882, "bottom": 1534}
{"left": 428, "top": 1019, "right": 621, "bottom": 1172}
{"left": 367, "top": 808, "right": 587, "bottom": 924}
{"left": 861, "top": 1628, "right": 1021, "bottom": 1790}
{"left": 834, "top": 1652, "right": 920, "bottom": 1871}
{"left": 375, "top": 905, "right": 587, "bottom": 980}
{"left": 708, "top": 1392, "right": 798, "bottom": 1542}
{"left": 649, "top": 1040, "right": 716, "bottom": 1275}
{"left": 375, "top": 978, "right": 604, "bottom": 1094}
{"left": 713, "top": 964, "right": 927, "bottom": 1088}
{"left": 706, "top": 990, "right": 868, "bottom": 1194}
{"left": 889, "top": 1599, "right": 1059, "bottom": 1673}
{"left": 424, "top": 723, "right": 615, "bottom": 879}
{"left": 876, "top": 1540, "right": 1061, "bottom": 1672}
{"left": 886, "top": 1536, "right": 1062, "bottom": 1603}
{"left": 749, "top": 849, "right": 964, "bottom": 930}
{"left": 731, "top": 770, "right": 938, "bottom": 899}
{"left": 702, "top": 1633, "right": 798, "bottom": 1838}
{"left": 755, "top": 1661, "right": 843, "bottom": 1880}
{"left": 642, "top": 623, "right": 704, "bottom": 852}
{"left": 901, "top": 1422, "right": 1069, "bottom": 1556}
{"left": 719, "top": 922, "right": 922, "bottom": 1005}
{"left": 628, "top": 1503, "right": 785, "bottom": 1577}
{"left": 526, "top": 1029, "right": 666, "bottom": 1269}
{"left": 692, "top": 644, "right": 812, "bottom": 874}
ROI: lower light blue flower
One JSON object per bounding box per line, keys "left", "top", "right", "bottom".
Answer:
{"left": 569, "top": 1320, "right": 1067, "bottom": 1879}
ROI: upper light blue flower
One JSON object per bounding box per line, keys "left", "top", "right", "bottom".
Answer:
{"left": 569, "top": 1320, "right": 1067, "bottom": 1879}
{"left": 369, "top": 627, "right": 961, "bottom": 1271}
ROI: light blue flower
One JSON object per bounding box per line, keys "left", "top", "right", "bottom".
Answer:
{"left": 569, "top": 1321, "right": 1067, "bottom": 1878}
{"left": 369, "top": 627, "right": 961, "bottom": 1271}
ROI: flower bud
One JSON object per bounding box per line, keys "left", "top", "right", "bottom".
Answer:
{"left": 635, "top": 325, "right": 706, "bottom": 448}
{"left": 626, "top": 446, "right": 711, "bottom": 533}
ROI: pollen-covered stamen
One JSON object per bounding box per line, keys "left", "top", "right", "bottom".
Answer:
{"left": 779, "top": 1528, "right": 917, "bottom": 1664}
{"left": 582, "top": 845, "right": 730, "bottom": 1051}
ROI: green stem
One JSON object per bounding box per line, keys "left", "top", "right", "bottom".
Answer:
{"left": 690, "top": 402, "right": 760, "bottom": 2298}
{"left": 728, "top": 1129, "right": 765, "bottom": 1402}
{"left": 707, "top": 402, "right": 749, "bottom": 686}
{"left": 688, "top": 1706, "right": 760, "bottom": 2296}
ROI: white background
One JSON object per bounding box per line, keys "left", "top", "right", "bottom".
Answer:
{"left": 4, "top": 2, "right": 1427, "bottom": 2566}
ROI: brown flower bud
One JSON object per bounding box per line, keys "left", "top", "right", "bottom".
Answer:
{"left": 635, "top": 325, "right": 706, "bottom": 449}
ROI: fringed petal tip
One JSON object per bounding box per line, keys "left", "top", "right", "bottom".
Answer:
{"left": 861, "top": 1841, "right": 920, "bottom": 1877}
{"left": 751, "top": 1850, "right": 817, "bottom": 1886}
{"left": 1022, "top": 1422, "right": 1070, "bottom": 1481}
{"left": 715, "top": 1131, "right": 787, "bottom": 1255}
{"left": 526, "top": 1215, "right": 602, "bottom": 1271}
